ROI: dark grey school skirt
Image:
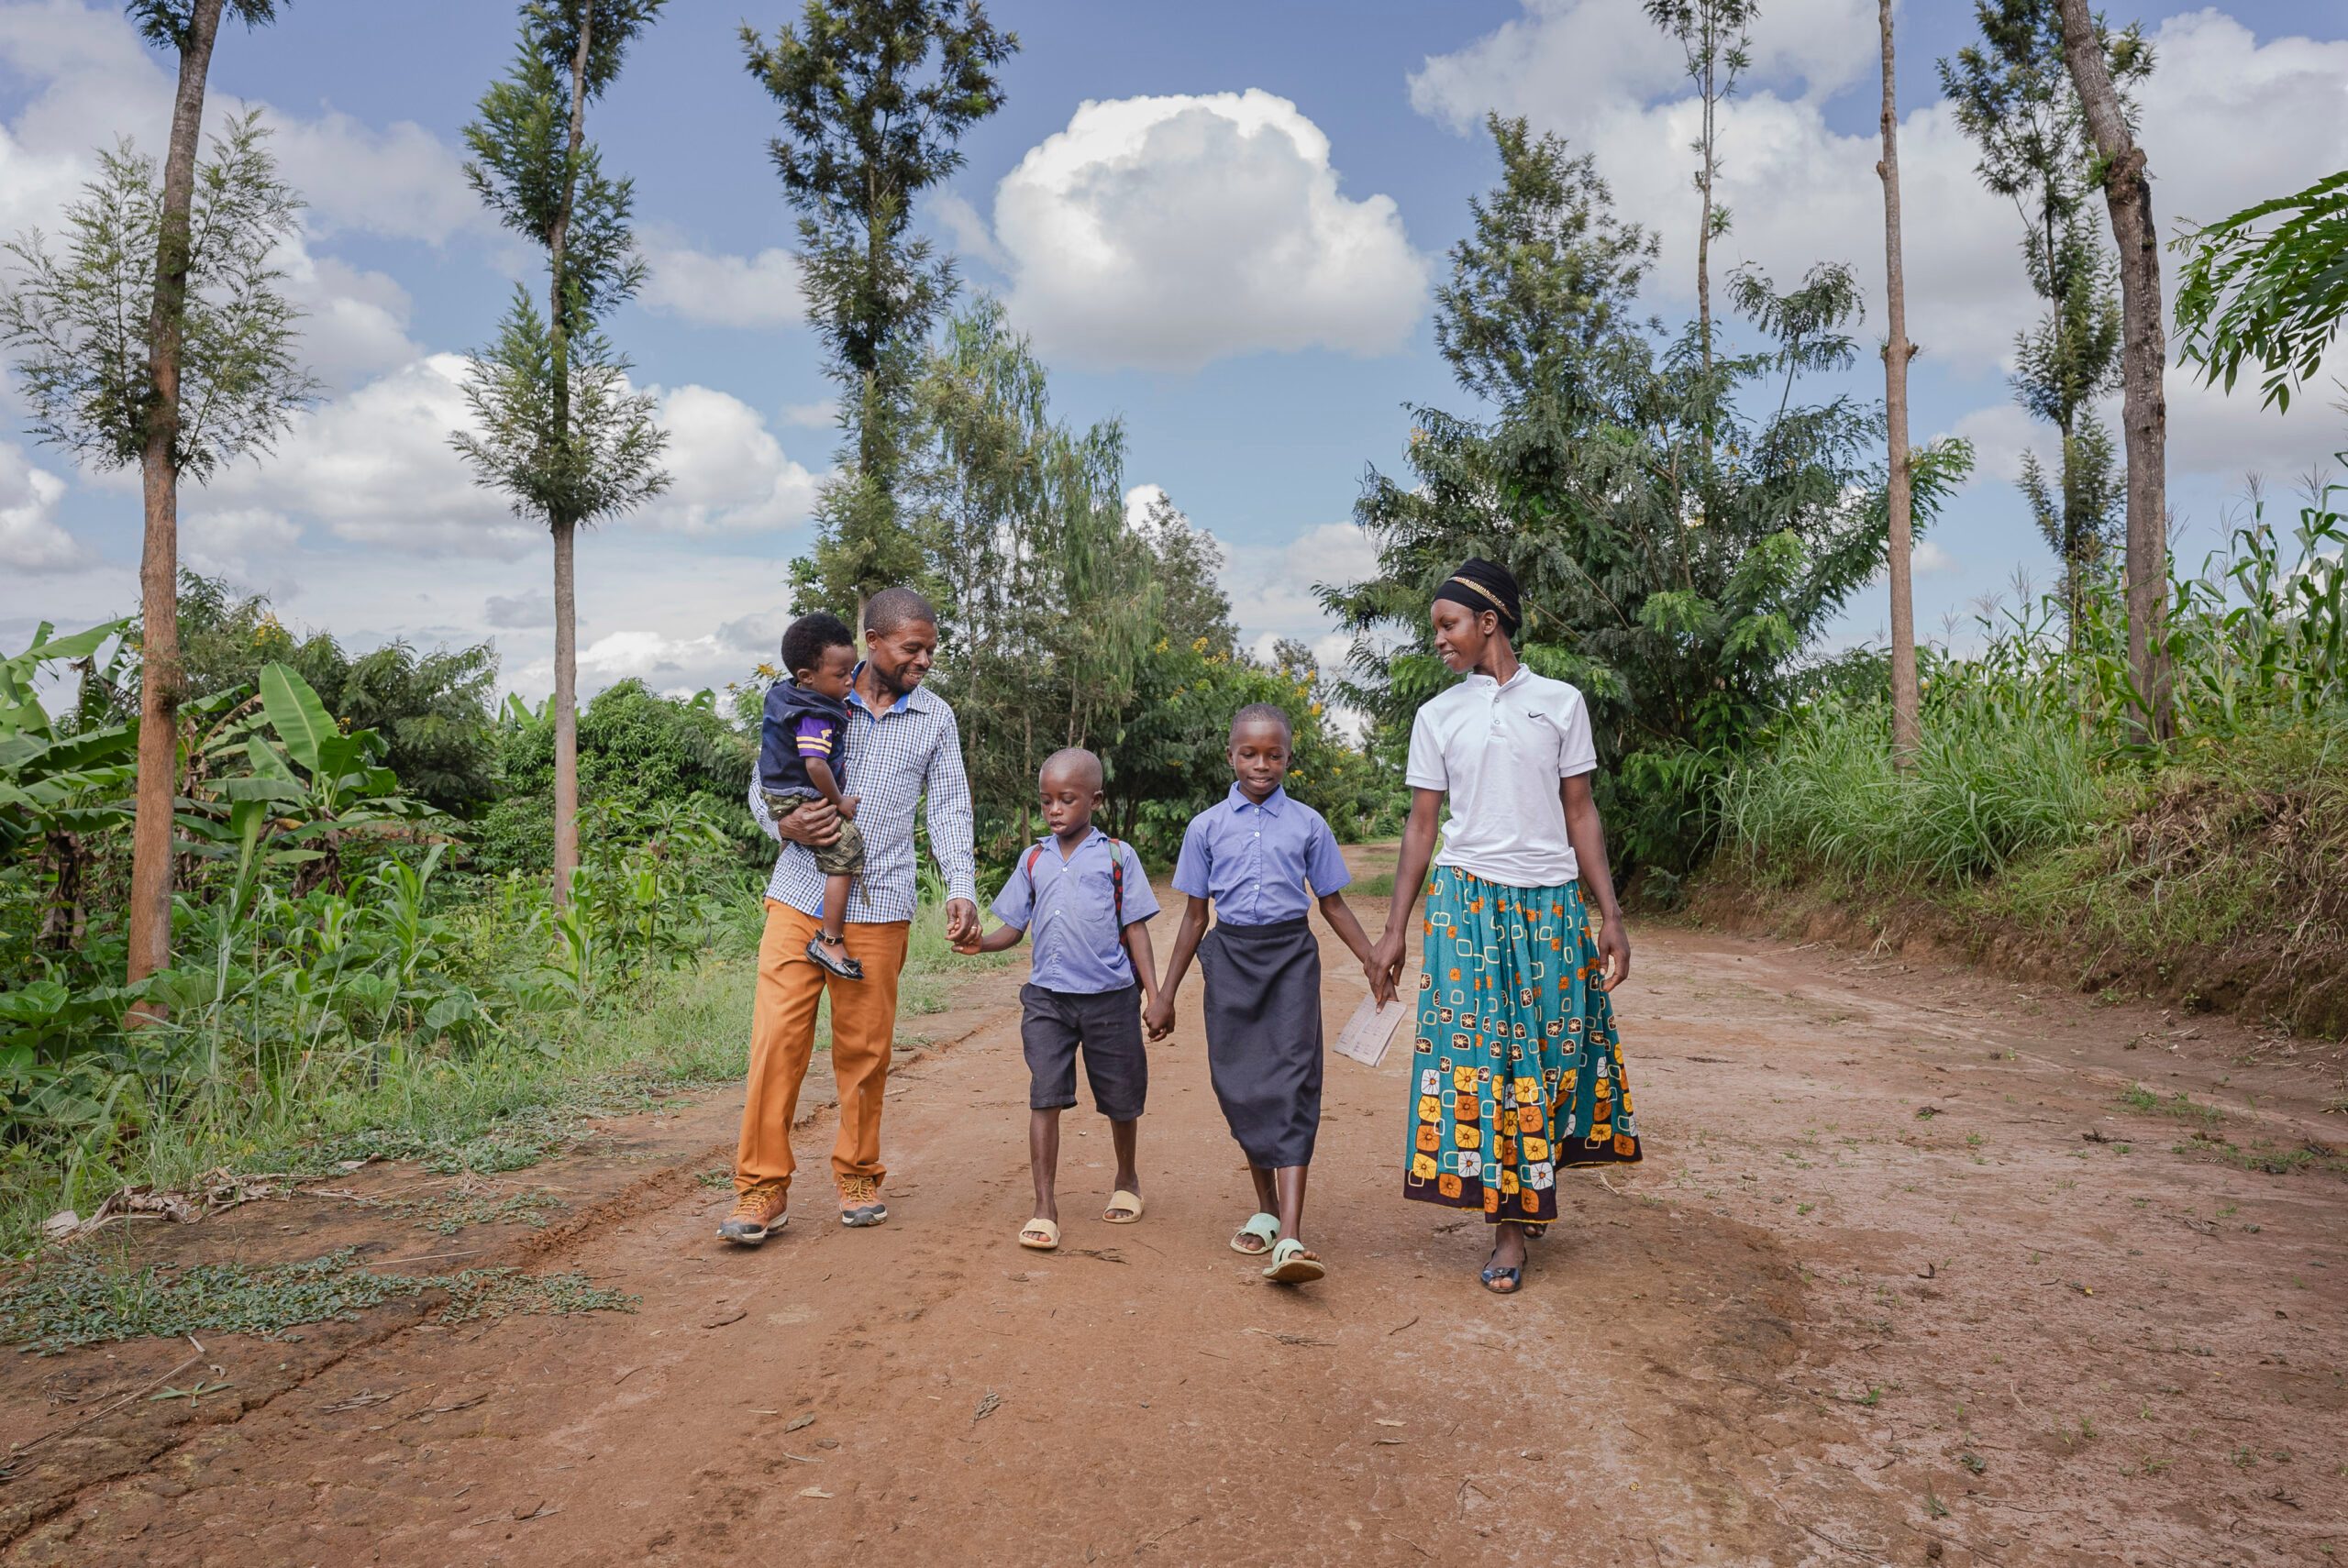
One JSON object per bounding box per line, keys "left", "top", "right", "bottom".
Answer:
{"left": 1199, "top": 916, "right": 1324, "bottom": 1168}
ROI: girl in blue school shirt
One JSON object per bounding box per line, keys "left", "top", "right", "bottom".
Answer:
{"left": 1146, "top": 703, "right": 1379, "bottom": 1286}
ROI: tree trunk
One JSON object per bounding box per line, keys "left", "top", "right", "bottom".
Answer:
{"left": 2057, "top": 0, "right": 2170, "bottom": 743}
{"left": 1695, "top": 37, "right": 1715, "bottom": 375}
{"left": 127, "top": 0, "right": 228, "bottom": 997}
{"left": 552, "top": 517, "right": 581, "bottom": 903}
{"left": 546, "top": 1, "right": 593, "bottom": 911}
{"left": 1877, "top": 0, "right": 1921, "bottom": 767}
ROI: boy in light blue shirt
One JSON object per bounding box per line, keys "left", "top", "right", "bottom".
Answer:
{"left": 956, "top": 747, "right": 1159, "bottom": 1253}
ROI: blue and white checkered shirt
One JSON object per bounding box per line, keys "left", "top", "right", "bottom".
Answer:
{"left": 749, "top": 677, "right": 978, "bottom": 923}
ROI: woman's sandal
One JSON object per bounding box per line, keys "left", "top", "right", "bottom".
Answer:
{"left": 1263, "top": 1236, "right": 1325, "bottom": 1285}
{"left": 1018, "top": 1217, "right": 1060, "bottom": 1251}
{"left": 1229, "top": 1211, "right": 1279, "bottom": 1256}
{"left": 1102, "top": 1189, "right": 1145, "bottom": 1224}
{"left": 1480, "top": 1243, "right": 1526, "bottom": 1296}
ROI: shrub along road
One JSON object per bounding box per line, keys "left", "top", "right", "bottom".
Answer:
{"left": 6, "top": 862, "right": 2344, "bottom": 1566}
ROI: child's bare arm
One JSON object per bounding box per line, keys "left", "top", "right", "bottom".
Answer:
{"left": 1315, "top": 890, "right": 1378, "bottom": 971}
{"left": 803, "top": 756, "right": 855, "bottom": 817}
{"left": 1121, "top": 919, "right": 1160, "bottom": 1003}
{"left": 953, "top": 921, "right": 1024, "bottom": 957}
{"left": 1144, "top": 899, "right": 1210, "bottom": 1038}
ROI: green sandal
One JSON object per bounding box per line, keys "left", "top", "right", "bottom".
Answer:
{"left": 1263, "top": 1236, "right": 1325, "bottom": 1285}
{"left": 1230, "top": 1211, "right": 1279, "bottom": 1256}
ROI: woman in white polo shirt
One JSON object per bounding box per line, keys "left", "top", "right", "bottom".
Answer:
{"left": 1366, "top": 558, "right": 1640, "bottom": 1295}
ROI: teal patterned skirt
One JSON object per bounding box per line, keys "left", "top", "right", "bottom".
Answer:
{"left": 1402, "top": 867, "right": 1641, "bottom": 1224}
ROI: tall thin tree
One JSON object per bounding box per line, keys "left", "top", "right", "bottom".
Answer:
{"left": 455, "top": 0, "right": 671, "bottom": 909}
{"left": 1643, "top": 0, "right": 1756, "bottom": 375}
{"left": 2056, "top": 0, "right": 2168, "bottom": 742}
{"left": 1876, "top": 0, "right": 1919, "bottom": 765}
{"left": 1941, "top": 0, "right": 2147, "bottom": 641}
{"left": 0, "top": 0, "right": 303, "bottom": 993}
{"left": 741, "top": 0, "right": 1017, "bottom": 629}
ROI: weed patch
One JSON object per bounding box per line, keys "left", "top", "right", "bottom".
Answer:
{"left": 2118, "top": 1084, "right": 2225, "bottom": 1130}
{"left": 0, "top": 1245, "right": 635, "bottom": 1353}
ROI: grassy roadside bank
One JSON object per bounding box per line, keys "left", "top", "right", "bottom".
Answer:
{"left": 1697, "top": 724, "right": 2348, "bottom": 1045}
{"left": 1, "top": 901, "right": 995, "bottom": 1262}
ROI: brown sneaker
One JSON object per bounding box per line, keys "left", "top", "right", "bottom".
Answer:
{"left": 837, "top": 1173, "right": 888, "bottom": 1228}
{"left": 718, "top": 1178, "right": 789, "bottom": 1245}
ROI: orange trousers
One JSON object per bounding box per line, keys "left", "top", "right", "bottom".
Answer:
{"left": 733, "top": 900, "right": 911, "bottom": 1198}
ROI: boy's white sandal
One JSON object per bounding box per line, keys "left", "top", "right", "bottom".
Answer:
{"left": 1018, "top": 1217, "right": 1060, "bottom": 1250}
{"left": 1102, "top": 1189, "right": 1145, "bottom": 1224}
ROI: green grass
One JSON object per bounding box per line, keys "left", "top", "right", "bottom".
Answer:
{"left": 2118, "top": 1084, "right": 2225, "bottom": 1130}
{"left": 3, "top": 899, "right": 988, "bottom": 1256}
{"left": 1352, "top": 869, "right": 1398, "bottom": 900}
{"left": 0, "top": 1243, "right": 636, "bottom": 1353}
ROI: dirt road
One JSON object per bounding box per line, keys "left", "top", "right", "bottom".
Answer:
{"left": 8, "top": 860, "right": 2346, "bottom": 1567}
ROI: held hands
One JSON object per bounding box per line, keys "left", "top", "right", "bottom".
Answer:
{"left": 1143, "top": 990, "right": 1176, "bottom": 1041}
{"left": 943, "top": 899, "right": 980, "bottom": 948}
{"left": 1596, "top": 914, "right": 1631, "bottom": 991}
{"left": 1365, "top": 930, "right": 1405, "bottom": 1008}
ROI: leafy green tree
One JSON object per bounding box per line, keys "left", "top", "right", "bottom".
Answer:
{"left": 1641, "top": 0, "right": 1755, "bottom": 373}
{"left": 1132, "top": 489, "right": 1235, "bottom": 655}
{"left": 741, "top": 0, "right": 1017, "bottom": 625}
{"left": 1, "top": 0, "right": 305, "bottom": 995}
{"left": 1325, "top": 116, "right": 1969, "bottom": 877}
{"left": 1436, "top": 115, "right": 1657, "bottom": 411}
{"left": 474, "top": 679, "right": 757, "bottom": 878}
{"left": 454, "top": 0, "right": 671, "bottom": 910}
{"left": 907, "top": 300, "right": 1152, "bottom": 839}
{"left": 1940, "top": 0, "right": 2149, "bottom": 641}
{"left": 2174, "top": 170, "right": 2348, "bottom": 416}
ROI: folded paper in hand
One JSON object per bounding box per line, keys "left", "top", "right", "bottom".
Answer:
{"left": 1332, "top": 994, "right": 1410, "bottom": 1068}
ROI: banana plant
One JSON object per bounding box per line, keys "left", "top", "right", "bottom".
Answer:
{"left": 0, "top": 620, "right": 137, "bottom": 855}
{"left": 176, "top": 662, "right": 446, "bottom": 893}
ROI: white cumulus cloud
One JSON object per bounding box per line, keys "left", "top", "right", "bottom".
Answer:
{"left": 0, "top": 440, "right": 83, "bottom": 572}
{"left": 637, "top": 236, "right": 805, "bottom": 331}
{"left": 642, "top": 384, "right": 823, "bottom": 535}
{"left": 990, "top": 90, "right": 1430, "bottom": 372}
{"left": 1410, "top": 4, "right": 2348, "bottom": 412}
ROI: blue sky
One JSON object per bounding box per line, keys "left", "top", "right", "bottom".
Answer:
{"left": 3, "top": 0, "right": 2344, "bottom": 701}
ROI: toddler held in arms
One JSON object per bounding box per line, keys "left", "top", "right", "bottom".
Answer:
{"left": 759, "top": 613, "right": 866, "bottom": 979}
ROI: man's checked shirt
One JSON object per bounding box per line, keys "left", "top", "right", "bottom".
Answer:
{"left": 749, "top": 676, "right": 978, "bottom": 923}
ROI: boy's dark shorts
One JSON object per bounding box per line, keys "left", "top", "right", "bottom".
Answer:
{"left": 761, "top": 788, "right": 865, "bottom": 878}
{"left": 1020, "top": 983, "right": 1146, "bottom": 1121}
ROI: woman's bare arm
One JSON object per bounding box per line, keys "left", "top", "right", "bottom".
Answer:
{"left": 1366, "top": 788, "right": 1444, "bottom": 1002}
{"left": 1561, "top": 773, "right": 1629, "bottom": 989}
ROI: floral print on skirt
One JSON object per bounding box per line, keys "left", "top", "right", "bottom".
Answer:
{"left": 1402, "top": 866, "right": 1641, "bottom": 1224}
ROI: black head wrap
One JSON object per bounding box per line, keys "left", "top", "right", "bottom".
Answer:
{"left": 1433, "top": 557, "right": 1522, "bottom": 635}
